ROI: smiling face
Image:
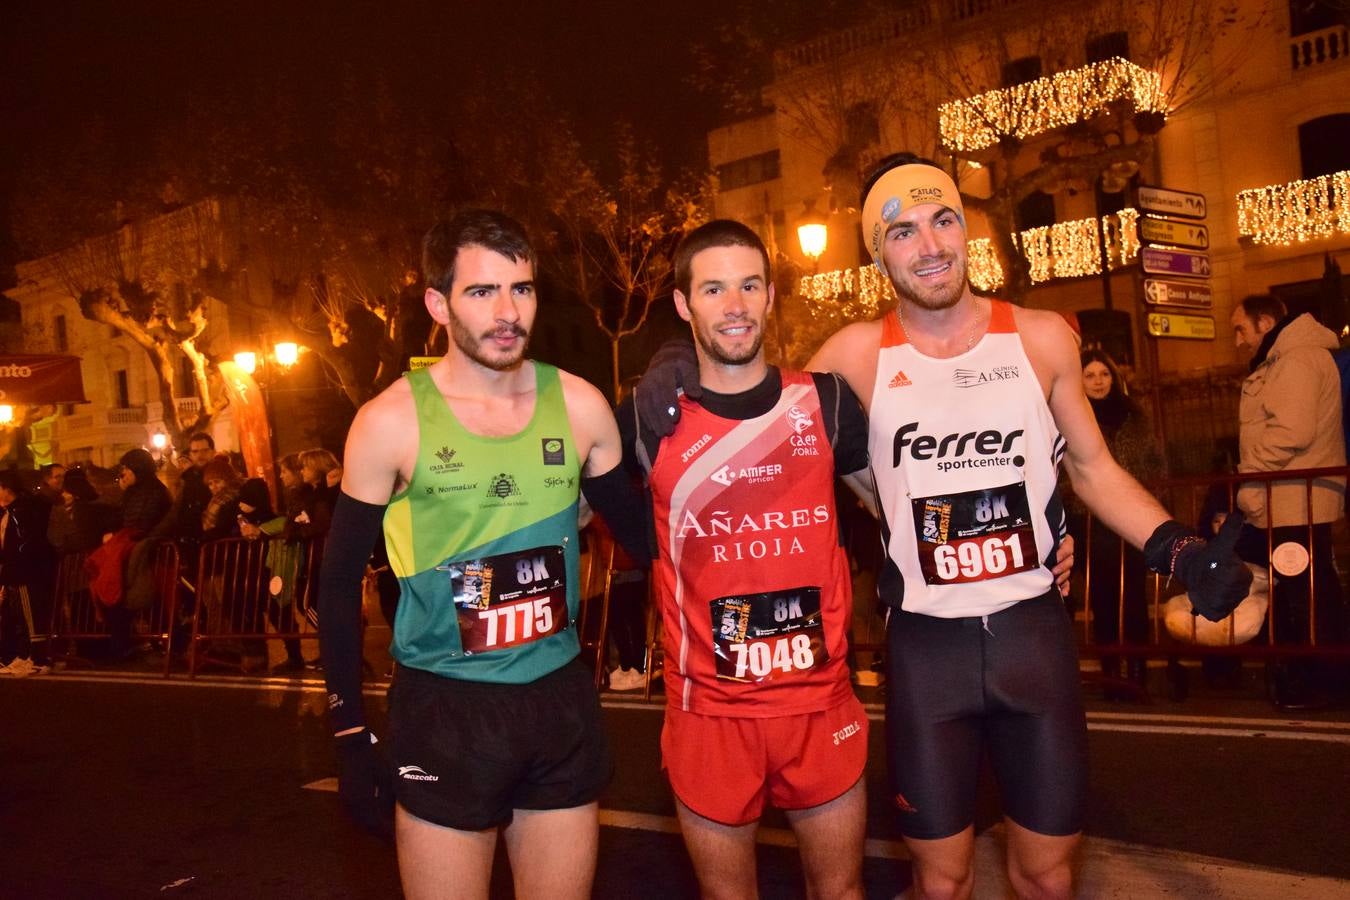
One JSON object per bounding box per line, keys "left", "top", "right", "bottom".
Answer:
{"left": 1082, "top": 360, "right": 1113, "bottom": 400}
{"left": 426, "top": 244, "right": 536, "bottom": 372}
{"left": 673, "top": 244, "right": 773, "bottom": 368}
{"left": 879, "top": 203, "right": 968, "bottom": 311}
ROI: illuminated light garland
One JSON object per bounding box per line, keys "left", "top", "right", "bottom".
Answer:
{"left": 1018, "top": 209, "right": 1141, "bottom": 285}
{"left": 939, "top": 58, "right": 1167, "bottom": 153}
{"left": 1236, "top": 169, "right": 1350, "bottom": 245}
{"left": 805, "top": 211, "right": 1140, "bottom": 305}
{"left": 966, "top": 239, "right": 1004, "bottom": 291}
{"left": 799, "top": 265, "right": 896, "bottom": 319}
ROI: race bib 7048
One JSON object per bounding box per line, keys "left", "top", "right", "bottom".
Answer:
{"left": 449, "top": 545, "right": 568, "bottom": 654}
{"left": 910, "top": 482, "right": 1037, "bottom": 585}
{"left": 710, "top": 587, "right": 828, "bottom": 683}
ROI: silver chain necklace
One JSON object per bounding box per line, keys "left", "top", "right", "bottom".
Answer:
{"left": 896, "top": 301, "right": 984, "bottom": 353}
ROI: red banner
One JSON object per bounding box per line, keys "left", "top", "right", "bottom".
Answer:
{"left": 218, "top": 361, "right": 277, "bottom": 505}
{"left": 0, "top": 354, "right": 87, "bottom": 404}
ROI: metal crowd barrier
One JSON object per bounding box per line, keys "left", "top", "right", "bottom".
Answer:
{"left": 48, "top": 542, "right": 182, "bottom": 676}
{"left": 1074, "top": 469, "right": 1350, "bottom": 701}
{"left": 185, "top": 536, "right": 322, "bottom": 677}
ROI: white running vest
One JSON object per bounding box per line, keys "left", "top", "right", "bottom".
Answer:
{"left": 868, "top": 300, "right": 1065, "bottom": 618}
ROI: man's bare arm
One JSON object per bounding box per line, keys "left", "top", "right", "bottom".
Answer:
{"left": 1022, "top": 310, "right": 1170, "bottom": 549}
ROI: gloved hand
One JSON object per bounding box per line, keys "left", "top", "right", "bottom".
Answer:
{"left": 335, "top": 730, "right": 395, "bottom": 840}
{"left": 1144, "top": 512, "right": 1252, "bottom": 622}
{"left": 635, "top": 339, "right": 700, "bottom": 438}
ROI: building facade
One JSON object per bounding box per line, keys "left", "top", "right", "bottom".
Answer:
{"left": 707, "top": 0, "right": 1349, "bottom": 380}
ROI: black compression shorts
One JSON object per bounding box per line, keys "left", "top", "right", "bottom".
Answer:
{"left": 387, "top": 659, "right": 612, "bottom": 830}
{"left": 884, "top": 589, "right": 1088, "bottom": 839}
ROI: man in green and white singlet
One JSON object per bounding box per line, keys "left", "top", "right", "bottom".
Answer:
{"left": 318, "top": 209, "right": 646, "bottom": 900}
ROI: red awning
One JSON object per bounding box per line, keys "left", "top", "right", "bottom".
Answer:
{"left": 0, "top": 354, "right": 88, "bottom": 404}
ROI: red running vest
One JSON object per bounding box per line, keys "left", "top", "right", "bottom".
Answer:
{"left": 650, "top": 370, "right": 855, "bottom": 717}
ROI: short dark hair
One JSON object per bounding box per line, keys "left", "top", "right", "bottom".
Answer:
{"left": 422, "top": 209, "right": 535, "bottom": 295}
{"left": 673, "top": 219, "right": 771, "bottom": 298}
{"left": 187, "top": 432, "right": 215, "bottom": 450}
{"left": 41, "top": 463, "right": 66, "bottom": 477}
{"left": 1236, "top": 293, "right": 1287, "bottom": 324}
{"left": 0, "top": 470, "right": 22, "bottom": 495}
{"left": 860, "top": 152, "right": 943, "bottom": 208}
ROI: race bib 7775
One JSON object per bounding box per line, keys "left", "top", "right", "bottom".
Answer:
{"left": 449, "top": 545, "right": 568, "bottom": 654}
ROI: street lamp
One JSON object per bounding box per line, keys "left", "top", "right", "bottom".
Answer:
{"left": 233, "top": 351, "right": 258, "bottom": 375}
{"left": 150, "top": 432, "right": 168, "bottom": 451}
{"left": 796, "top": 199, "right": 828, "bottom": 267}
{"left": 0, "top": 405, "right": 12, "bottom": 426}
{"left": 273, "top": 341, "right": 299, "bottom": 369}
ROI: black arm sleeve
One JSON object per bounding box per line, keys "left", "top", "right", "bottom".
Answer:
{"left": 811, "top": 372, "right": 870, "bottom": 476}
{"left": 319, "top": 492, "right": 387, "bottom": 735}
{"left": 581, "top": 464, "right": 651, "bottom": 568}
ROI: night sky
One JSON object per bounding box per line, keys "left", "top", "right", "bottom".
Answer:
{"left": 0, "top": 0, "right": 750, "bottom": 274}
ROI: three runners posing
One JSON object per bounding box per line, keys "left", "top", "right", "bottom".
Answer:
{"left": 320, "top": 156, "right": 1247, "bottom": 899}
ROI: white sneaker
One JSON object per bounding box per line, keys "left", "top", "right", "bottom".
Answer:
{"left": 608, "top": 668, "right": 646, "bottom": 691}
{"left": 0, "top": 660, "right": 13, "bottom": 676}
{"left": 5, "top": 657, "right": 35, "bottom": 678}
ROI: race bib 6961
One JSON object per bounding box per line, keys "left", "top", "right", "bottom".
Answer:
{"left": 910, "top": 482, "right": 1037, "bottom": 585}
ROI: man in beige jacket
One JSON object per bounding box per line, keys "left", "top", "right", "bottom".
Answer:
{"left": 1230, "top": 293, "right": 1347, "bottom": 708}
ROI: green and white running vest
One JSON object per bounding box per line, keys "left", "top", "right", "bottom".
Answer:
{"left": 384, "top": 362, "right": 582, "bottom": 682}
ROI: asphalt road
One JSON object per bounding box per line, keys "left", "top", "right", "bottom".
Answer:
{"left": 2, "top": 670, "right": 1348, "bottom": 899}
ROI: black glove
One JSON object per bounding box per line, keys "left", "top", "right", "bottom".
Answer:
{"left": 1144, "top": 512, "right": 1252, "bottom": 622}
{"left": 635, "top": 339, "right": 700, "bottom": 438}
{"left": 335, "top": 730, "right": 395, "bottom": 840}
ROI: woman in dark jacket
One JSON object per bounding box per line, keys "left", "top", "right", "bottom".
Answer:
{"left": 116, "top": 449, "right": 172, "bottom": 540}
{"left": 1072, "top": 350, "right": 1166, "bottom": 694}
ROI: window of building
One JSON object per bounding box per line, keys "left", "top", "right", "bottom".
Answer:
{"left": 54, "top": 314, "right": 68, "bottom": 352}
{"left": 717, "top": 150, "right": 781, "bottom": 192}
{"left": 1015, "top": 191, "right": 1057, "bottom": 231}
{"left": 1086, "top": 31, "right": 1130, "bottom": 63}
{"left": 1289, "top": 0, "right": 1341, "bottom": 37}
{"left": 1096, "top": 172, "right": 1139, "bottom": 215}
{"left": 114, "top": 369, "right": 130, "bottom": 409}
{"left": 1299, "top": 114, "right": 1350, "bottom": 180}
{"left": 1002, "top": 55, "right": 1043, "bottom": 87}
{"left": 177, "top": 357, "right": 199, "bottom": 398}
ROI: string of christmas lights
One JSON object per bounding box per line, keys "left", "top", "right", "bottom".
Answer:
{"left": 967, "top": 239, "right": 1004, "bottom": 291}
{"left": 803, "top": 210, "right": 1140, "bottom": 305}
{"left": 798, "top": 265, "right": 895, "bottom": 316}
{"left": 1236, "top": 169, "right": 1350, "bottom": 245}
{"left": 939, "top": 58, "right": 1167, "bottom": 153}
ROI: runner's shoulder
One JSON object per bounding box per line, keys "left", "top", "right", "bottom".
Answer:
{"left": 810, "top": 319, "right": 882, "bottom": 371}
{"left": 1011, "top": 306, "right": 1078, "bottom": 364}
{"left": 554, "top": 366, "right": 612, "bottom": 417}
{"left": 353, "top": 375, "right": 415, "bottom": 434}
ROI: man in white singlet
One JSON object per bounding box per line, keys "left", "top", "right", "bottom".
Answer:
{"left": 801, "top": 153, "right": 1250, "bottom": 900}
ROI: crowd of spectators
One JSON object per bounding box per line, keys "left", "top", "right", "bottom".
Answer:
{"left": 0, "top": 434, "right": 344, "bottom": 677}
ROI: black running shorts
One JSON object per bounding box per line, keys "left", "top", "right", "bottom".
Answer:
{"left": 885, "top": 589, "right": 1088, "bottom": 839}
{"left": 386, "top": 658, "right": 612, "bottom": 830}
